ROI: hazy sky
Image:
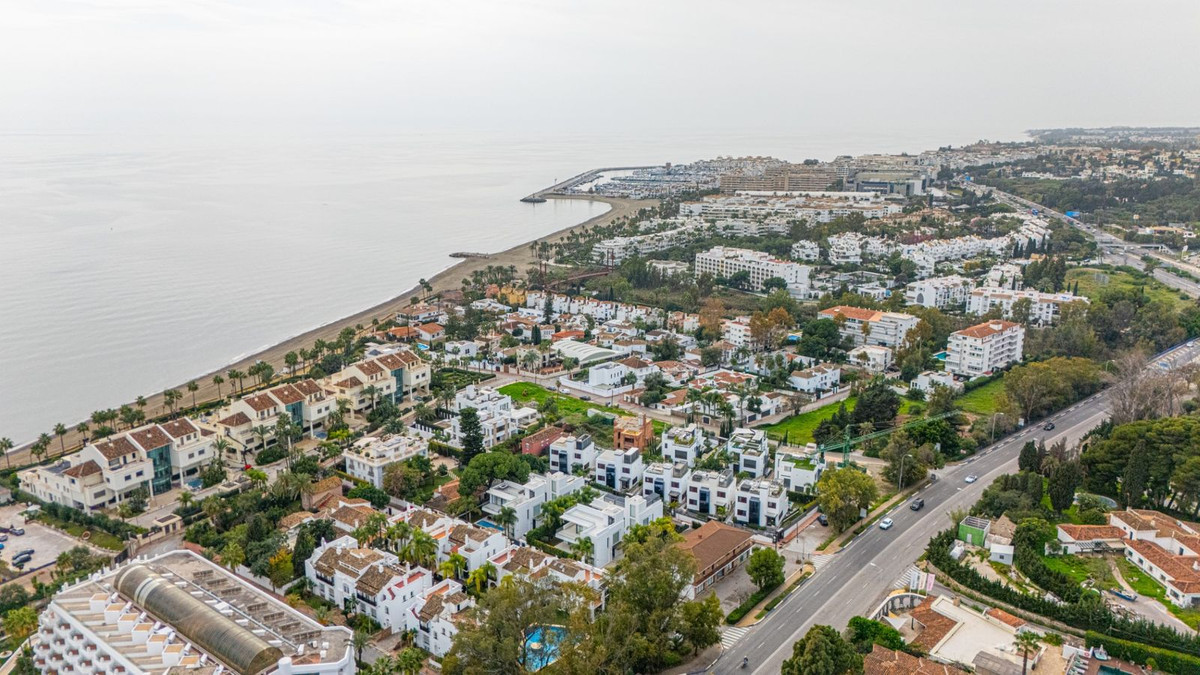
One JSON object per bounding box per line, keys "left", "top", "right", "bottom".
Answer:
{"left": 2, "top": 0, "right": 1198, "bottom": 138}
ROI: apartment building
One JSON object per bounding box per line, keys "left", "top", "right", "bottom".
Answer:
{"left": 643, "top": 462, "right": 693, "bottom": 503}
{"left": 344, "top": 432, "right": 429, "bottom": 488}
{"left": 774, "top": 445, "right": 826, "bottom": 493}
{"left": 324, "top": 350, "right": 430, "bottom": 413}
{"left": 721, "top": 317, "right": 754, "bottom": 349}
{"left": 818, "top": 305, "right": 920, "bottom": 349}
{"left": 37, "top": 550, "right": 354, "bottom": 675}
{"left": 307, "top": 535, "right": 426, "bottom": 624}
{"left": 791, "top": 240, "right": 820, "bottom": 261}
{"left": 662, "top": 424, "right": 706, "bottom": 466}
{"left": 483, "top": 471, "right": 587, "bottom": 540}
{"left": 734, "top": 478, "right": 791, "bottom": 527}
{"left": 555, "top": 493, "right": 663, "bottom": 567}
{"left": 945, "top": 320, "right": 1025, "bottom": 378}
{"left": 1111, "top": 509, "right": 1200, "bottom": 608}
{"left": 685, "top": 468, "right": 735, "bottom": 517}
{"left": 21, "top": 418, "right": 216, "bottom": 510}
{"left": 693, "top": 246, "right": 812, "bottom": 294}
{"left": 549, "top": 434, "right": 597, "bottom": 475}
{"left": 847, "top": 344, "right": 894, "bottom": 374}
{"left": 967, "top": 287, "right": 1088, "bottom": 325}
{"left": 985, "top": 262, "right": 1024, "bottom": 290}
{"left": 727, "top": 428, "right": 769, "bottom": 478}
{"left": 904, "top": 275, "right": 973, "bottom": 309}
{"left": 594, "top": 446, "right": 645, "bottom": 492}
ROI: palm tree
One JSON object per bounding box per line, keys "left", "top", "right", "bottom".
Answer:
{"left": 212, "top": 374, "right": 225, "bottom": 400}
{"left": 213, "top": 436, "right": 232, "bottom": 459}
{"left": 406, "top": 530, "right": 438, "bottom": 567}
{"left": 386, "top": 522, "right": 412, "bottom": 555}
{"left": 187, "top": 380, "right": 200, "bottom": 410}
{"left": 0, "top": 438, "right": 12, "bottom": 469}
{"left": 570, "top": 536, "right": 594, "bottom": 565}
{"left": 37, "top": 433, "right": 52, "bottom": 458}
{"left": 466, "top": 562, "right": 496, "bottom": 594}
{"left": 252, "top": 425, "right": 271, "bottom": 453}
{"left": 75, "top": 422, "right": 90, "bottom": 443}
{"left": 352, "top": 629, "right": 370, "bottom": 662}
{"left": 284, "top": 351, "right": 299, "bottom": 377}
{"left": 228, "top": 369, "right": 246, "bottom": 395}
{"left": 1013, "top": 631, "right": 1040, "bottom": 674}
{"left": 396, "top": 647, "right": 424, "bottom": 675}
{"left": 179, "top": 490, "right": 194, "bottom": 511}
{"left": 362, "top": 385, "right": 381, "bottom": 412}
{"left": 438, "top": 552, "right": 468, "bottom": 580}
{"left": 163, "top": 389, "right": 181, "bottom": 417}
{"left": 52, "top": 423, "right": 67, "bottom": 455}
{"left": 495, "top": 506, "right": 518, "bottom": 540}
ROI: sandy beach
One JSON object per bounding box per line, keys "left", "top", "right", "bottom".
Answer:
{"left": 7, "top": 194, "right": 652, "bottom": 464}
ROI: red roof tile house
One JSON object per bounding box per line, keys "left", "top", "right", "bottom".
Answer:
{"left": 1056, "top": 524, "right": 1127, "bottom": 554}
{"left": 1112, "top": 509, "right": 1200, "bottom": 607}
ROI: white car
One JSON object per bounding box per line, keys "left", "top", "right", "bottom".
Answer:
{"left": 965, "top": 475, "right": 978, "bottom": 483}
{"left": 878, "top": 518, "right": 894, "bottom": 530}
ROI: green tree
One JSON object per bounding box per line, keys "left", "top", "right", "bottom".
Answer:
{"left": 458, "top": 407, "right": 485, "bottom": 465}
{"left": 746, "top": 547, "right": 785, "bottom": 591}
{"left": 221, "top": 541, "right": 246, "bottom": 570}
{"left": 3, "top": 607, "right": 38, "bottom": 644}
{"left": 1121, "top": 442, "right": 1151, "bottom": 508}
{"left": 267, "top": 547, "right": 294, "bottom": 592}
{"left": 781, "top": 624, "right": 862, "bottom": 675}
{"left": 678, "top": 593, "right": 723, "bottom": 655}
{"left": 1014, "top": 630, "right": 1041, "bottom": 675}
{"left": 1018, "top": 441, "right": 1042, "bottom": 474}
{"left": 816, "top": 467, "right": 878, "bottom": 532}
{"left": 1048, "top": 460, "right": 1083, "bottom": 513}
{"left": 292, "top": 529, "right": 316, "bottom": 578}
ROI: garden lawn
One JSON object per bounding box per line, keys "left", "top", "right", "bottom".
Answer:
{"left": 36, "top": 513, "right": 126, "bottom": 552}
{"left": 761, "top": 396, "right": 922, "bottom": 444}
{"left": 954, "top": 378, "right": 1006, "bottom": 415}
{"left": 498, "top": 382, "right": 667, "bottom": 433}
{"left": 1041, "top": 554, "right": 1118, "bottom": 591}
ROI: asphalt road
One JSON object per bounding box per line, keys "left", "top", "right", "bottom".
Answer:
{"left": 717, "top": 338, "right": 1200, "bottom": 674}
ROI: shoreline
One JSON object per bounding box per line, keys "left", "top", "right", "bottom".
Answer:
{"left": 8, "top": 194, "right": 652, "bottom": 460}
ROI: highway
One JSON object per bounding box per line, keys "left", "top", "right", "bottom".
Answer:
{"left": 716, "top": 340, "right": 1200, "bottom": 674}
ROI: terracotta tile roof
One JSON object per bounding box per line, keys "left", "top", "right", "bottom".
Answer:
{"left": 493, "top": 546, "right": 552, "bottom": 574}
{"left": 954, "top": 320, "right": 1020, "bottom": 340}
{"left": 129, "top": 426, "right": 172, "bottom": 451}
{"left": 270, "top": 384, "right": 306, "bottom": 405}
{"left": 375, "top": 353, "right": 407, "bottom": 371}
{"left": 820, "top": 305, "right": 881, "bottom": 322}
{"left": 618, "top": 357, "right": 651, "bottom": 369}
{"left": 63, "top": 460, "right": 102, "bottom": 478}
{"left": 335, "top": 376, "right": 364, "bottom": 389}
{"left": 910, "top": 597, "right": 959, "bottom": 651}
{"left": 331, "top": 505, "right": 378, "bottom": 530}
{"left": 1126, "top": 539, "right": 1200, "bottom": 593}
{"left": 278, "top": 511, "right": 315, "bottom": 530}
{"left": 309, "top": 475, "right": 343, "bottom": 494}
{"left": 985, "top": 607, "right": 1026, "bottom": 629}
{"left": 244, "top": 393, "right": 278, "bottom": 412}
{"left": 356, "top": 360, "right": 384, "bottom": 377}
{"left": 293, "top": 379, "right": 324, "bottom": 397}
{"left": 417, "top": 593, "right": 445, "bottom": 622}
{"left": 218, "top": 411, "right": 252, "bottom": 427}
{"left": 160, "top": 418, "right": 198, "bottom": 439}
{"left": 389, "top": 327, "right": 418, "bottom": 339}
{"left": 404, "top": 508, "right": 446, "bottom": 530}
{"left": 313, "top": 546, "right": 387, "bottom": 578}
{"left": 448, "top": 523, "right": 492, "bottom": 548}
{"left": 94, "top": 436, "right": 140, "bottom": 461}
{"left": 357, "top": 563, "right": 405, "bottom": 596}
{"left": 1058, "top": 524, "right": 1126, "bottom": 541}
{"left": 418, "top": 323, "right": 445, "bottom": 334}
{"left": 677, "top": 521, "right": 754, "bottom": 579}
{"left": 863, "top": 644, "right": 964, "bottom": 675}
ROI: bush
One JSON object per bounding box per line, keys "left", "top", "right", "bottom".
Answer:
{"left": 726, "top": 582, "right": 780, "bottom": 624}
{"left": 256, "top": 445, "right": 289, "bottom": 465}
{"left": 36, "top": 500, "right": 144, "bottom": 539}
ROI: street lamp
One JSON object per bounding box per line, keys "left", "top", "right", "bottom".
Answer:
{"left": 898, "top": 452, "right": 915, "bottom": 492}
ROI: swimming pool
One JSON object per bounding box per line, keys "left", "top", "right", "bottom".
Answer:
{"left": 187, "top": 479, "right": 203, "bottom": 490}
{"left": 524, "top": 625, "right": 567, "bottom": 671}
{"left": 476, "top": 519, "right": 503, "bottom": 532}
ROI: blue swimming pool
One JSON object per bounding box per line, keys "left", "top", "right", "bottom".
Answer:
{"left": 524, "top": 625, "right": 567, "bottom": 671}
{"left": 933, "top": 351, "right": 947, "bottom": 361}
{"left": 476, "top": 519, "right": 503, "bottom": 532}
{"left": 187, "top": 479, "right": 203, "bottom": 490}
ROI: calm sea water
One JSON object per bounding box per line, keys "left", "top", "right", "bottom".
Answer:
{"left": 0, "top": 128, "right": 1021, "bottom": 443}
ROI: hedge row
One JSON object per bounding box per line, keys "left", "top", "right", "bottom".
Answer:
{"left": 1085, "top": 632, "right": 1200, "bottom": 675}
{"left": 726, "top": 581, "right": 781, "bottom": 624}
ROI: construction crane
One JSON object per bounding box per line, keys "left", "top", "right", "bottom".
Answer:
{"left": 817, "top": 411, "right": 960, "bottom": 467}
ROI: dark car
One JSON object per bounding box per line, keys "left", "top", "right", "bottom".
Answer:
{"left": 0, "top": 526, "right": 10, "bottom": 534}
{"left": 9, "top": 527, "right": 24, "bottom": 536}
{"left": 14, "top": 549, "right": 33, "bottom": 558}
{"left": 910, "top": 498, "right": 925, "bottom": 511}
{"left": 1043, "top": 422, "right": 1056, "bottom": 431}
{"left": 817, "top": 513, "right": 829, "bottom": 526}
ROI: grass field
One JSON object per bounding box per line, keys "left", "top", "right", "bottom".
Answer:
{"left": 761, "top": 396, "right": 922, "bottom": 444}
{"left": 954, "top": 378, "right": 1006, "bottom": 415}
{"left": 1068, "top": 267, "right": 1189, "bottom": 309}
{"left": 1116, "top": 558, "right": 1200, "bottom": 629}
{"left": 1041, "top": 555, "right": 1118, "bottom": 591}
{"left": 497, "top": 382, "right": 667, "bottom": 433}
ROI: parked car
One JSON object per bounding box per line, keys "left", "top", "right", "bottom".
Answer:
{"left": 0, "top": 526, "right": 10, "bottom": 534}
{"left": 910, "top": 498, "right": 925, "bottom": 511}
{"left": 1111, "top": 589, "right": 1138, "bottom": 602}
{"left": 14, "top": 549, "right": 33, "bottom": 558}
{"left": 965, "top": 475, "right": 978, "bottom": 483}
{"left": 0, "top": 534, "right": 8, "bottom": 542}
{"left": 878, "top": 518, "right": 894, "bottom": 530}
{"left": 10, "top": 528, "right": 24, "bottom": 536}
{"left": 579, "top": 396, "right": 591, "bottom": 401}
{"left": 817, "top": 513, "right": 829, "bottom": 526}
{"left": 1043, "top": 422, "right": 1056, "bottom": 431}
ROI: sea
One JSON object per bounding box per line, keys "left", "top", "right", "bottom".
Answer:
{"left": 0, "top": 128, "right": 1023, "bottom": 444}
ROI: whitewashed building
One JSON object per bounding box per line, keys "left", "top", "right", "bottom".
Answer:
{"left": 945, "top": 320, "right": 1025, "bottom": 377}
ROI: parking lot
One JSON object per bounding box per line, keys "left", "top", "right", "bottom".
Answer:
{"left": 0, "top": 504, "right": 98, "bottom": 573}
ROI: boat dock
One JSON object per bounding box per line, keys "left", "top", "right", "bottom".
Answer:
{"left": 519, "top": 165, "right": 659, "bottom": 202}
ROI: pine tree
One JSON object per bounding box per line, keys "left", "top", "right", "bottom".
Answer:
{"left": 1018, "top": 441, "right": 1041, "bottom": 474}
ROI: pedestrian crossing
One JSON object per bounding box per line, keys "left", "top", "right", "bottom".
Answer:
{"left": 892, "top": 565, "right": 922, "bottom": 590}
{"left": 721, "top": 626, "right": 749, "bottom": 649}
{"left": 810, "top": 553, "right": 834, "bottom": 572}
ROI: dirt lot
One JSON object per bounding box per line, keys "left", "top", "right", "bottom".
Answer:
{"left": 0, "top": 504, "right": 101, "bottom": 573}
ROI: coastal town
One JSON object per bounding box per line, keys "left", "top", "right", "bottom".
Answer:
{"left": 6, "top": 128, "right": 1200, "bottom": 675}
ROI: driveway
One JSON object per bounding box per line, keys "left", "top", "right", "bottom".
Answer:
{"left": 0, "top": 505, "right": 104, "bottom": 573}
